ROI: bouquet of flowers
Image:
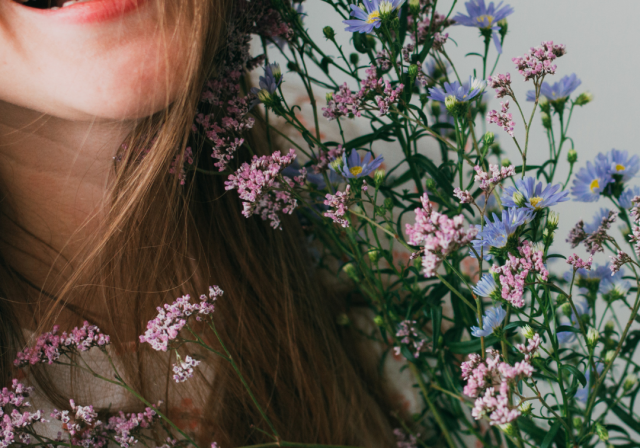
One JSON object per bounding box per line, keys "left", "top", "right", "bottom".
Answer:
{"left": 8, "top": 0, "right": 640, "bottom": 447}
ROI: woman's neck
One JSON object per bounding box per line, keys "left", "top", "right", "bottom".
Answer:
{"left": 0, "top": 100, "right": 132, "bottom": 290}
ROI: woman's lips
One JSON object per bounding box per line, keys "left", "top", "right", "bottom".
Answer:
{"left": 12, "top": 0, "right": 147, "bottom": 23}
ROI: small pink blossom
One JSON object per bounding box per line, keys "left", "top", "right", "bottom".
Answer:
{"left": 488, "top": 101, "right": 515, "bottom": 137}
{"left": 453, "top": 188, "right": 473, "bottom": 204}
{"left": 512, "top": 41, "right": 566, "bottom": 82}
{"left": 487, "top": 73, "right": 513, "bottom": 98}
{"left": 395, "top": 320, "right": 427, "bottom": 359}
{"left": 473, "top": 164, "right": 516, "bottom": 191}
{"left": 610, "top": 250, "right": 632, "bottom": 275}
{"left": 172, "top": 355, "right": 201, "bottom": 383}
{"left": 324, "top": 185, "right": 352, "bottom": 228}
{"left": 567, "top": 254, "right": 592, "bottom": 270}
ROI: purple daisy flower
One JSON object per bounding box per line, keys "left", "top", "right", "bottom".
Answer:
{"left": 470, "top": 305, "right": 506, "bottom": 337}
{"left": 501, "top": 176, "right": 569, "bottom": 211}
{"left": 571, "top": 161, "right": 613, "bottom": 202}
{"left": 332, "top": 150, "right": 384, "bottom": 179}
{"left": 453, "top": 0, "right": 514, "bottom": 54}
{"left": 471, "top": 207, "right": 534, "bottom": 259}
{"left": 427, "top": 77, "right": 486, "bottom": 103}
{"left": 526, "top": 73, "right": 582, "bottom": 102}
{"left": 595, "top": 149, "right": 640, "bottom": 182}
{"left": 250, "top": 63, "right": 283, "bottom": 107}
{"left": 343, "top": 0, "right": 405, "bottom": 34}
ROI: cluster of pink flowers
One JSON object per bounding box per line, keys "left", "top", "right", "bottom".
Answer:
{"left": 14, "top": 322, "right": 110, "bottom": 368}
{"left": 610, "top": 250, "right": 632, "bottom": 275}
{"left": 323, "top": 66, "right": 404, "bottom": 120}
{"left": 488, "top": 101, "right": 515, "bottom": 137}
{"left": 51, "top": 400, "right": 106, "bottom": 447}
{"left": 512, "top": 41, "right": 566, "bottom": 82}
{"left": 408, "top": 9, "right": 454, "bottom": 46}
{"left": 394, "top": 320, "right": 427, "bottom": 359}
{"left": 169, "top": 147, "right": 194, "bottom": 185}
{"left": 0, "top": 380, "right": 47, "bottom": 447}
{"left": 568, "top": 210, "right": 619, "bottom": 254}
{"left": 393, "top": 428, "right": 419, "bottom": 448}
{"left": 224, "top": 149, "right": 303, "bottom": 230}
{"left": 491, "top": 241, "right": 548, "bottom": 308}
{"left": 192, "top": 0, "right": 290, "bottom": 172}
{"left": 139, "top": 286, "right": 223, "bottom": 352}
{"left": 453, "top": 187, "right": 473, "bottom": 204}
{"left": 473, "top": 164, "right": 516, "bottom": 191}
{"left": 406, "top": 193, "right": 478, "bottom": 277}
{"left": 567, "top": 253, "right": 593, "bottom": 270}
{"left": 462, "top": 335, "right": 541, "bottom": 425}
{"left": 173, "top": 355, "right": 201, "bottom": 383}
{"left": 312, "top": 145, "right": 344, "bottom": 173}
{"left": 487, "top": 73, "right": 513, "bottom": 98}
{"left": 324, "top": 185, "right": 352, "bottom": 228}
{"left": 628, "top": 196, "right": 640, "bottom": 258}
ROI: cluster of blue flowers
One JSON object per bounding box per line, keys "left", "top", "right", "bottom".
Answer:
{"left": 572, "top": 149, "right": 640, "bottom": 202}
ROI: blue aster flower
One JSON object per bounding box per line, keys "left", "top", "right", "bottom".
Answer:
{"left": 453, "top": 0, "right": 514, "bottom": 54}
{"left": 427, "top": 77, "right": 486, "bottom": 103}
{"left": 470, "top": 305, "right": 507, "bottom": 337}
{"left": 526, "top": 74, "right": 581, "bottom": 102}
{"left": 619, "top": 186, "right": 640, "bottom": 208}
{"left": 595, "top": 149, "right": 640, "bottom": 182}
{"left": 343, "top": 0, "right": 405, "bottom": 34}
{"left": 584, "top": 208, "right": 613, "bottom": 234}
{"left": 600, "top": 269, "right": 631, "bottom": 298}
{"left": 571, "top": 161, "right": 613, "bottom": 202}
{"left": 423, "top": 58, "right": 451, "bottom": 80}
{"left": 501, "top": 176, "right": 569, "bottom": 211}
{"left": 557, "top": 299, "right": 589, "bottom": 344}
{"left": 472, "top": 274, "right": 498, "bottom": 298}
{"left": 332, "top": 150, "right": 384, "bottom": 179}
{"left": 471, "top": 207, "right": 534, "bottom": 258}
{"left": 250, "top": 63, "right": 283, "bottom": 108}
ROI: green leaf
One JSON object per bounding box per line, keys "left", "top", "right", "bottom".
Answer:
{"left": 560, "top": 364, "right": 587, "bottom": 387}
{"left": 611, "top": 404, "right": 640, "bottom": 437}
{"left": 431, "top": 306, "right": 442, "bottom": 352}
{"left": 417, "top": 36, "right": 435, "bottom": 63}
{"left": 447, "top": 336, "right": 499, "bottom": 354}
{"left": 514, "top": 165, "right": 542, "bottom": 174}
{"left": 541, "top": 420, "right": 562, "bottom": 448}
{"left": 398, "top": 3, "right": 409, "bottom": 46}
{"left": 546, "top": 254, "right": 567, "bottom": 260}
{"left": 344, "top": 123, "right": 395, "bottom": 150}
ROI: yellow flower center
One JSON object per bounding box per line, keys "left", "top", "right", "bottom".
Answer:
{"left": 529, "top": 196, "right": 544, "bottom": 209}
{"left": 616, "top": 164, "right": 626, "bottom": 172}
{"left": 476, "top": 14, "right": 495, "bottom": 26}
{"left": 366, "top": 11, "right": 380, "bottom": 24}
{"left": 590, "top": 179, "right": 600, "bottom": 192}
{"left": 350, "top": 166, "right": 363, "bottom": 177}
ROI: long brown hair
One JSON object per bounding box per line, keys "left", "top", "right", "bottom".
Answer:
{"left": 0, "top": 0, "right": 396, "bottom": 446}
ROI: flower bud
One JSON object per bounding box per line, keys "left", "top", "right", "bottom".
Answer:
{"left": 349, "top": 53, "right": 359, "bottom": 66}
{"left": 521, "top": 325, "right": 535, "bottom": 340}
{"left": 587, "top": 327, "right": 599, "bottom": 348}
{"left": 540, "top": 111, "right": 552, "bottom": 129}
{"left": 622, "top": 373, "right": 638, "bottom": 392}
{"left": 287, "top": 61, "right": 299, "bottom": 72}
{"left": 384, "top": 197, "right": 394, "bottom": 210}
{"left": 323, "top": 26, "right": 336, "bottom": 40}
{"left": 547, "top": 211, "right": 559, "bottom": 229}
{"left": 408, "top": 64, "right": 419, "bottom": 78}
{"left": 567, "top": 149, "right": 578, "bottom": 164}
{"left": 336, "top": 313, "right": 350, "bottom": 326}
{"left": 561, "top": 302, "right": 572, "bottom": 317}
{"left": 572, "top": 417, "right": 582, "bottom": 429}
{"left": 374, "top": 315, "right": 384, "bottom": 327}
{"left": 445, "top": 95, "right": 468, "bottom": 117}
{"left": 379, "top": 0, "right": 394, "bottom": 18}
{"left": 512, "top": 191, "right": 526, "bottom": 207}
{"left": 430, "top": 101, "right": 441, "bottom": 117}
{"left": 368, "top": 249, "right": 380, "bottom": 264}
{"left": 341, "top": 263, "right": 360, "bottom": 282}
{"left": 425, "top": 178, "right": 436, "bottom": 191}
{"left": 605, "top": 350, "right": 616, "bottom": 364}
{"left": 374, "top": 169, "right": 385, "bottom": 187}
{"left": 409, "top": 0, "right": 420, "bottom": 15}
{"left": 575, "top": 92, "right": 593, "bottom": 106}
{"left": 543, "top": 228, "right": 554, "bottom": 240}
{"left": 419, "top": 93, "right": 429, "bottom": 106}
{"left": 413, "top": 256, "right": 422, "bottom": 272}
{"left": 604, "top": 320, "right": 615, "bottom": 336}
{"left": 519, "top": 401, "right": 532, "bottom": 415}
{"left": 499, "top": 423, "right": 516, "bottom": 437}
{"left": 501, "top": 158, "right": 511, "bottom": 167}
{"left": 497, "top": 19, "right": 508, "bottom": 38}
{"left": 539, "top": 97, "right": 550, "bottom": 114}
{"left": 329, "top": 157, "right": 343, "bottom": 172}
{"left": 483, "top": 132, "right": 495, "bottom": 146}
{"left": 326, "top": 92, "right": 334, "bottom": 102}
{"left": 595, "top": 422, "right": 609, "bottom": 441}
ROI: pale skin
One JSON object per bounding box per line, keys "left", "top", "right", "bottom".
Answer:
{"left": 0, "top": 0, "right": 192, "bottom": 293}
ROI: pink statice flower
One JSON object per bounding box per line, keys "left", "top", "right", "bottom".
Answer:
{"left": 610, "top": 250, "right": 632, "bottom": 275}
{"left": 224, "top": 149, "right": 301, "bottom": 230}
{"left": 453, "top": 187, "right": 473, "bottom": 204}
{"left": 567, "top": 254, "right": 593, "bottom": 271}
{"left": 323, "top": 185, "right": 352, "bottom": 228}
{"left": 140, "top": 286, "right": 223, "bottom": 352}
{"left": 405, "top": 193, "right": 478, "bottom": 277}
{"left": 106, "top": 407, "right": 158, "bottom": 448}
{"left": 173, "top": 355, "right": 201, "bottom": 383}
{"left": 0, "top": 380, "right": 47, "bottom": 447}
{"left": 169, "top": 146, "right": 194, "bottom": 185}
{"left": 512, "top": 41, "right": 566, "bottom": 82}
{"left": 487, "top": 73, "right": 513, "bottom": 99}
{"left": 473, "top": 164, "right": 516, "bottom": 191}
{"left": 14, "top": 322, "right": 110, "bottom": 368}
{"left": 312, "top": 145, "right": 345, "bottom": 174}
{"left": 394, "top": 320, "right": 427, "bottom": 359}
{"left": 487, "top": 101, "right": 515, "bottom": 137}
{"left": 491, "top": 241, "right": 548, "bottom": 308}
{"left": 461, "top": 337, "right": 541, "bottom": 426}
